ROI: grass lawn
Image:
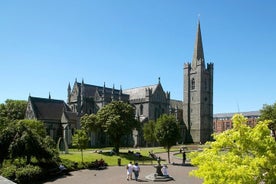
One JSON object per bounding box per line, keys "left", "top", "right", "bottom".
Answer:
{"left": 60, "top": 146, "right": 182, "bottom": 166}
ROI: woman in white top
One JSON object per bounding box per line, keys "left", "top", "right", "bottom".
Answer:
{"left": 126, "top": 162, "right": 133, "bottom": 180}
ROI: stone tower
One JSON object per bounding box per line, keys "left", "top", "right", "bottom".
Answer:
{"left": 183, "top": 21, "right": 214, "bottom": 143}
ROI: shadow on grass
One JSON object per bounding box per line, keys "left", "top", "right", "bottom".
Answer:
{"left": 98, "top": 151, "right": 165, "bottom": 165}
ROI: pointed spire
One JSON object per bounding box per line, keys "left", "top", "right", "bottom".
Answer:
{"left": 67, "top": 82, "right": 71, "bottom": 103}
{"left": 49, "top": 92, "right": 51, "bottom": 99}
{"left": 81, "top": 79, "right": 85, "bottom": 94}
{"left": 80, "top": 79, "right": 85, "bottom": 107}
{"left": 192, "top": 20, "right": 205, "bottom": 68}
{"left": 102, "top": 82, "right": 106, "bottom": 98}
{"left": 67, "top": 82, "right": 71, "bottom": 91}
{"left": 119, "top": 85, "right": 122, "bottom": 101}
{"left": 103, "top": 82, "right": 106, "bottom": 91}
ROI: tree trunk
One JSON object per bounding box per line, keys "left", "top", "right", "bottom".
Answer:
{"left": 81, "top": 149, "right": 84, "bottom": 163}
{"left": 167, "top": 148, "right": 170, "bottom": 164}
{"left": 114, "top": 136, "right": 120, "bottom": 154}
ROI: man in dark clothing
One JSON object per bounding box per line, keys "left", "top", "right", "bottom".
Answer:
{"left": 182, "top": 151, "right": 186, "bottom": 165}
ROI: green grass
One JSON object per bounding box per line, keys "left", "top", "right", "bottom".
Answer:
{"left": 59, "top": 146, "right": 183, "bottom": 166}
{"left": 173, "top": 144, "right": 205, "bottom": 159}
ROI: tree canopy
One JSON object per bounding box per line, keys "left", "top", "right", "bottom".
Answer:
{"left": 96, "top": 101, "right": 139, "bottom": 153}
{"left": 0, "top": 99, "right": 27, "bottom": 130}
{"left": 0, "top": 99, "right": 27, "bottom": 121}
{"left": 259, "top": 103, "right": 276, "bottom": 140}
{"left": 154, "top": 114, "right": 180, "bottom": 163}
{"left": 72, "top": 129, "right": 89, "bottom": 162}
{"left": 143, "top": 120, "right": 156, "bottom": 146}
{"left": 190, "top": 114, "right": 276, "bottom": 184}
{"left": 0, "top": 119, "right": 58, "bottom": 166}
{"left": 81, "top": 113, "right": 100, "bottom": 132}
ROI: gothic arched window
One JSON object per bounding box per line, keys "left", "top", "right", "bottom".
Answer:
{"left": 191, "top": 78, "right": 195, "bottom": 90}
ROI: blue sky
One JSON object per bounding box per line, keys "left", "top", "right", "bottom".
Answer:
{"left": 1, "top": 0, "right": 276, "bottom": 114}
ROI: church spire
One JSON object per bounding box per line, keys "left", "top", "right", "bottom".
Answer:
{"left": 192, "top": 20, "right": 205, "bottom": 68}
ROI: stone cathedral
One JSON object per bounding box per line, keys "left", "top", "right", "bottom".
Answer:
{"left": 183, "top": 21, "right": 214, "bottom": 143}
{"left": 25, "top": 21, "right": 213, "bottom": 147}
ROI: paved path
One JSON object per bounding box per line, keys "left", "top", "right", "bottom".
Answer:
{"left": 43, "top": 152, "right": 202, "bottom": 184}
{"left": 0, "top": 176, "right": 16, "bottom": 184}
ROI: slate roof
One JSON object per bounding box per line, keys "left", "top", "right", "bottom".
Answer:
{"left": 170, "top": 99, "right": 183, "bottom": 109}
{"left": 29, "top": 96, "right": 75, "bottom": 122}
{"left": 76, "top": 82, "right": 129, "bottom": 99}
{"left": 213, "top": 111, "right": 260, "bottom": 118}
{"left": 123, "top": 84, "right": 158, "bottom": 100}
{"left": 64, "top": 111, "right": 78, "bottom": 122}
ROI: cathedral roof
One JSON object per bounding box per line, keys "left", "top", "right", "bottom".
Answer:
{"left": 170, "top": 99, "right": 183, "bottom": 109}
{"left": 28, "top": 96, "right": 75, "bottom": 121}
{"left": 76, "top": 82, "right": 128, "bottom": 98}
{"left": 123, "top": 84, "right": 159, "bottom": 100}
{"left": 63, "top": 111, "right": 78, "bottom": 122}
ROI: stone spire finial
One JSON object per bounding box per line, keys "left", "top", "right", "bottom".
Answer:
{"left": 67, "top": 82, "right": 71, "bottom": 91}
{"left": 192, "top": 20, "right": 205, "bottom": 69}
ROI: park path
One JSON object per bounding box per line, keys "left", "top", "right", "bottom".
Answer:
{"left": 156, "top": 151, "right": 184, "bottom": 165}
{"left": 43, "top": 151, "right": 202, "bottom": 184}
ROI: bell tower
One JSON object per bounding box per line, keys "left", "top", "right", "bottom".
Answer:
{"left": 183, "top": 21, "right": 214, "bottom": 143}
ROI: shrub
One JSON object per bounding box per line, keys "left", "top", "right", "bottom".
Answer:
{"left": 15, "top": 165, "right": 42, "bottom": 184}
{"left": 60, "top": 158, "right": 78, "bottom": 171}
{"left": 1, "top": 165, "right": 17, "bottom": 181}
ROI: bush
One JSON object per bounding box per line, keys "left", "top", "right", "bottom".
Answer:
{"left": 1, "top": 165, "right": 17, "bottom": 181}
{"left": 15, "top": 165, "right": 42, "bottom": 184}
{"left": 86, "top": 159, "right": 108, "bottom": 170}
{"left": 60, "top": 158, "right": 79, "bottom": 171}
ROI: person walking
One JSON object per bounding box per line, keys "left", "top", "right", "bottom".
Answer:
{"left": 182, "top": 151, "right": 186, "bottom": 165}
{"left": 132, "top": 162, "right": 140, "bottom": 181}
{"left": 126, "top": 161, "right": 133, "bottom": 180}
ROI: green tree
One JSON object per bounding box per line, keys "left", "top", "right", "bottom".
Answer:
{"left": 97, "top": 101, "right": 138, "bottom": 154}
{"left": 0, "top": 99, "right": 27, "bottom": 131}
{"left": 154, "top": 114, "right": 180, "bottom": 163}
{"left": 81, "top": 113, "right": 100, "bottom": 132}
{"left": 72, "top": 129, "right": 89, "bottom": 162}
{"left": 143, "top": 120, "right": 156, "bottom": 146}
{"left": 0, "top": 99, "right": 27, "bottom": 121}
{"left": 190, "top": 114, "right": 276, "bottom": 184}
{"left": 1, "top": 119, "right": 58, "bottom": 165}
{"left": 259, "top": 103, "right": 276, "bottom": 141}
{"left": 81, "top": 113, "right": 106, "bottom": 146}
{"left": 0, "top": 122, "right": 16, "bottom": 167}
